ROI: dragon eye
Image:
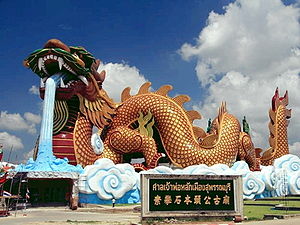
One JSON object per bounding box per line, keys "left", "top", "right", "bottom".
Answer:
{"left": 72, "top": 53, "right": 85, "bottom": 67}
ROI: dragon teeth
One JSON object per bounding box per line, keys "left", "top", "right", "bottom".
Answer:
{"left": 69, "top": 68, "right": 76, "bottom": 75}
{"left": 42, "top": 66, "right": 49, "bottom": 75}
{"left": 78, "top": 75, "right": 88, "bottom": 86}
{"left": 63, "top": 63, "right": 69, "bottom": 69}
{"left": 63, "top": 63, "right": 76, "bottom": 75}
{"left": 40, "top": 78, "right": 45, "bottom": 88}
{"left": 60, "top": 78, "right": 65, "bottom": 88}
{"left": 38, "top": 58, "right": 43, "bottom": 71}
{"left": 58, "top": 57, "right": 64, "bottom": 70}
{"left": 38, "top": 55, "right": 75, "bottom": 75}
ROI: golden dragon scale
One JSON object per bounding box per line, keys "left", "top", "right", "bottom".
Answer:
{"left": 101, "top": 82, "right": 241, "bottom": 169}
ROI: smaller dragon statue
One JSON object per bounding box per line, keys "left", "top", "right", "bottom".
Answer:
{"left": 259, "top": 88, "right": 291, "bottom": 166}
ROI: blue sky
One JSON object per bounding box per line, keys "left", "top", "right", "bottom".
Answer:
{"left": 1, "top": 0, "right": 300, "bottom": 163}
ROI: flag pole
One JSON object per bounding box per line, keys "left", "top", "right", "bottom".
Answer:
{"left": 8, "top": 145, "right": 13, "bottom": 163}
{"left": 6, "top": 173, "right": 14, "bottom": 216}
{"left": 14, "top": 174, "right": 22, "bottom": 217}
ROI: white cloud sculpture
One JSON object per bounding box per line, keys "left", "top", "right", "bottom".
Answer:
{"left": 179, "top": 0, "right": 300, "bottom": 155}
{"left": 79, "top": 154, "right": 300, "bottom": 203}
{"left": 79, "top": 158, "right": 139, "bottom": 200}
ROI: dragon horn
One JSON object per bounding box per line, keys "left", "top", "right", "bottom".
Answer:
{"left": 90, "top": 59, "right": 105, "bottom": 83}
{"left": 272, "top": 87, "right": 279, "bottom": 111}
{"left": 284, "top": 90, "right": 288, "bottom": 101}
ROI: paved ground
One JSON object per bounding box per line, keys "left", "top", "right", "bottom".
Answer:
{"left": 243, "top": 217, "right": 300, "bottom": 225}
{"left": 1, "top": 205, "right": 300, "bottom": 225}
{"left": 0, "top": 205, "right": 139, "bottom": 225}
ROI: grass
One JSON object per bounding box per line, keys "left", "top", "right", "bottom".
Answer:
{"left": 260, "top": 196, "right": 300, "bottom": 200}
{"left": 244, "top": 198, "right": 300, "bottom": 220}
{"left": 47, "top": 198, "right": 300, "bottom": 223}
{"left": 245, "top": 200, "right": 300, "bottom": 207}
{"left": 244, "top": 205, "right": 300, "bottom": 221}
{"left": 112, "top": 203, "right": 141, "bottom": 207}
{"left": 66, "top": 220, "right": 119, "bottom": 224}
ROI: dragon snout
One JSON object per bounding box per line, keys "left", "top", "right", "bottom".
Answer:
{"left": 44, "top": 39, "right": 71, "bottom": 52}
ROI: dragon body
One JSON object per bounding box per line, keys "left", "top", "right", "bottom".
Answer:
{"left": 102, "top": 86, "right": 241, "bottom": 169}
{"left": 23, "top": 39, "right": 290, "bottom": 171}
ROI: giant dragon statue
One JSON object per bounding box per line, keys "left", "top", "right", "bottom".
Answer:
{"left": 23, "top": 39, "right": 291, "bottom": 171}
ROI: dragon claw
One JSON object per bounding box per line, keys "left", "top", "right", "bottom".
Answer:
{"left": 148, "top": 153, "right": 164, "bottom": 169}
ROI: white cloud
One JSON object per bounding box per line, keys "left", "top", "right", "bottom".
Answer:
{"left": 99, "top": 62, "right": 148, "bottom": 102}
{"left": 180, "top": 0, "right": 300, "bottom": 85}
{"left": 0, "top": 111, "right": 41, "bottom": 134}
{"left": 29, "top": 85, "right": 39, "bottom": 95}
{"left": 22, "top": 148, "right": 35, "bottom": 162}
{"left": 194, "top": 70, "right": 300, "bottom": 149}
{"left": 180, "top": 0, "right": 300, "bottom": 151}
{"left": 0, "top": 132, "right": 24, "bottom": 150}
{"left": 289, "top": 142, "right": 300, "bottom": 157}
{"left": 24, "top": 112, "right": 41, "bottom": 124}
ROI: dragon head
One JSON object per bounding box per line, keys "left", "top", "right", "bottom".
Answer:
{"left": 24, "top": 39, "right": 116, "bottom": 131}
{"left": 23, "top": 39, "right": 105, "bottom": 101}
